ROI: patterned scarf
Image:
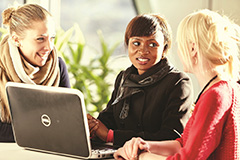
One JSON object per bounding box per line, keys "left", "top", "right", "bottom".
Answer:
{"left": 0, "top": 35, "right": 60, "bottom": 123}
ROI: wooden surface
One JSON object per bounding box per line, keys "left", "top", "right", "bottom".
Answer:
{"left": 0, "top": 143, "right": 115, "bottom": 160}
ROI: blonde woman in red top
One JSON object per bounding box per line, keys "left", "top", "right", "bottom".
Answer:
{"left": 114, "top": 9, "right": 240, "bottom": 160}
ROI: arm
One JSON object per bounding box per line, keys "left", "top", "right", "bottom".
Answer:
{"left": 139, "top": 152, "right": 167, "bottom": 160}
{"left": 114, "top": 137, "right": 181, "bottom": 160}
{"left": 148, "top": 140, "right": 181, "bottom": 156}
{"left": 58, "top": 57, "right": 71, "bottom": 88}
{"left": 88, "top": 72, "right": 124, "bottom": 141}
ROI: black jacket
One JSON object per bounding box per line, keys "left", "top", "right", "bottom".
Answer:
{"left": 98, "top": 58, "right": 193, "bottom": 146}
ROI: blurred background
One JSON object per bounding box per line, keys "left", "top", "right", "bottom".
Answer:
{"left": 1, "top": 0, "right": 240, "bottom": 116}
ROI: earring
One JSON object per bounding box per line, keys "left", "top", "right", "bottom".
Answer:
{"left": 15, "top": 43, "right": 20, "bottom": 47}
{"left": 162, "top": 52, "right": 166, "bottom": 59}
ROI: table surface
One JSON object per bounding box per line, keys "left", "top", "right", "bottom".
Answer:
{"left": 0, "top": 143, "right": 115, "bottom": 160}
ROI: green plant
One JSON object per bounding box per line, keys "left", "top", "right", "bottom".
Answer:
{"left": 87, "top": 30, "right": 122, "bottom": 114}
{"left": 55, "top": 25, "right": 121, "bottom": 116}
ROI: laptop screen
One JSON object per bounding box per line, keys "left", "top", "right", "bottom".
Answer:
{"left": 6, "top": 82, "right": 92, "bottom": 158}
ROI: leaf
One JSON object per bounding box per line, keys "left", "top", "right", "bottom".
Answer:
{"left": 55, "top": 27, "right": 74, "bottom": 54}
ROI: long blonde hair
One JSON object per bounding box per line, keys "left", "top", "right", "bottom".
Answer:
{"left": 177, "top": 9, "right": 240, "bottom": 81}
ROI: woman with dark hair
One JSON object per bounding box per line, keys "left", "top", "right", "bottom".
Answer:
{"left": 0, "top": 4, "right": 70, "bottom": 142}
{"left": 88, "top": 14, "right": 193, "bottom": 147}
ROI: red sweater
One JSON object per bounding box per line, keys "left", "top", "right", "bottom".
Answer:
{"left": 167, "top": 80, "right": 240, "bottom": 160}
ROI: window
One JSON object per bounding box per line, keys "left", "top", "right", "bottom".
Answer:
{"left": 60, "top": 0, "right": 136, "bottom": 55}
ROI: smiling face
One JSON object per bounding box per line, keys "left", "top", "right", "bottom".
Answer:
{"left": 16, "top": 18, "right": 56, "bottom": 67}
{"left": 128, "top": 31, "right": 165, "bottom": 75}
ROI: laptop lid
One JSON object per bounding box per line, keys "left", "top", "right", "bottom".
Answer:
{"left": 6, "top": 82, "right": 93, "bottom": 159}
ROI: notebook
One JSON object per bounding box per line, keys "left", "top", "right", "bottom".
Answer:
{"left": 5, "top": 82, "right": 117, "bottom": 159}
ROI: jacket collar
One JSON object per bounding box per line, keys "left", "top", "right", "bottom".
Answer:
{"left": 112, "top": 58, "right": 174, "bottom": 105}
{"left": 123, "top": 58, "right": 174, "bottom": 87}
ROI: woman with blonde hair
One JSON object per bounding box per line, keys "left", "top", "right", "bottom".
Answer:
{"left": 114, "top": 9, "right": 240, "bottom": 160}
{"left": 0, "top": 4, "right": 70, "bottom": 142}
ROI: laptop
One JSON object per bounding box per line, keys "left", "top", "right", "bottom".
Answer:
{"left": 5, "top": 82, "right": 117, "bottom": 159}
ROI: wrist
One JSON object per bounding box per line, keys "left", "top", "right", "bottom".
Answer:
{"left": 106, "top": 129, "right": 114, "bottom": 143}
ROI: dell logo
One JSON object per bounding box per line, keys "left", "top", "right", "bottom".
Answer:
{"left": 41, "top": 114, "right": 51, "bottom": 127}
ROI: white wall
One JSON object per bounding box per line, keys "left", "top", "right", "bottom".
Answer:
{"left": 212, "top": 0, "right": 240, "bottom": 25}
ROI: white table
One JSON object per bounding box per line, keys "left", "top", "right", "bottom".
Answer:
{"left": 0, "top": 143, "right": 115, "bottom": 160}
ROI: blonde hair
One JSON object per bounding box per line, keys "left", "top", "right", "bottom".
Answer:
{"left": 2, "top": 3, "right": 52, "bottom": 37}
{"left": 177, "top": 9, "right": 240, "bottom": 80}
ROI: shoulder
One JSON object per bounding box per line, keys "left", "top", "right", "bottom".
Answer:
{"left": 57, "top": 57, "right": 71, "bottom": 88}
{"left": 163, "top": 58, "right": 190, "bottom": 79}
{"left": 199, "top": 81, "right": 237, "bottom": 111}
{"left": 212, "top": 80, "right": 240, "bottom": 101}
{"left": 193, "top": 81, "right": 240, "bottom": 127}
{"left": 166, "top": 69, "right": 192, "bottom": 88}
{"left": 170, "top": 67, "right": 191, "bottom": 81}
{"left": 58, "top": 56, "right": 65, "bottom": 65}
{"left": 206, "top": 81, "right": 235, "bottom": 98}
{"left": 162, "top": 59, "right": 191, "bottom": 83}
{"left": 58, "top": 57, "right": 67, "bottom": 72}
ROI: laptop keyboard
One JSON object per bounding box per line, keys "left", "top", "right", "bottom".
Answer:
{"left": 90, "top": 141, "right": 117, "bottom": 158}
{"left": 92, "top": 148, "right": 116, "bottom": 154}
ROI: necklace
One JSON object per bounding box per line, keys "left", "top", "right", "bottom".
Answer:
{"left": 195, "top": 75, "right": 218, "bottom": 104}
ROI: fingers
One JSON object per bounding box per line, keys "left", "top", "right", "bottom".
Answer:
{"left": 87, "top": 114, "right": 99, "bottom": 137}
{"left": 114, "top": 148, "right": 127, "bottom": 160}
{"left": 117, "top": 138, "right": 137, "bottom": 160}
{"left": 138, "top": 138, "right": 149, "bottom": 151}
{"left": 114, "top": 138, "right": 150, "bottom": 160}
{"left": 117, "top": 137, "right": 149, "bottom": 160}
{"left": 128, "top": 137, "right": 142, "bottom": 159}
{"left": 123, "top": 140, "right": 133, "bottom": 159}
{"left": 87, "top": 114, "right": 109, "bottom": 141}
{"left": 87, "top": 113, "right": 92, "bottom": 120}
{"left": 89, "top": 121, "right": 99, "bottom": 138}
{"left": 88, "top": 118, "right": 99, "bottom": 131}
{"left": 132, "top": 138, "right": 141, "bottom": 159}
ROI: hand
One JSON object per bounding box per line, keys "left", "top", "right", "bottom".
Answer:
{"left": 87, "top": 114, "right": 99, "bottom": 138}
{"left": 114, "top": 137, "right": 150, "bottom": 160}
{"left": 114, "top": 147, "right": 129, "bottom": 160}
{"left": 87, "top": 114, "right": 109, "bottom": 142}
{"left": 94, "top": 119, "right": 109, "bottom": 142}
